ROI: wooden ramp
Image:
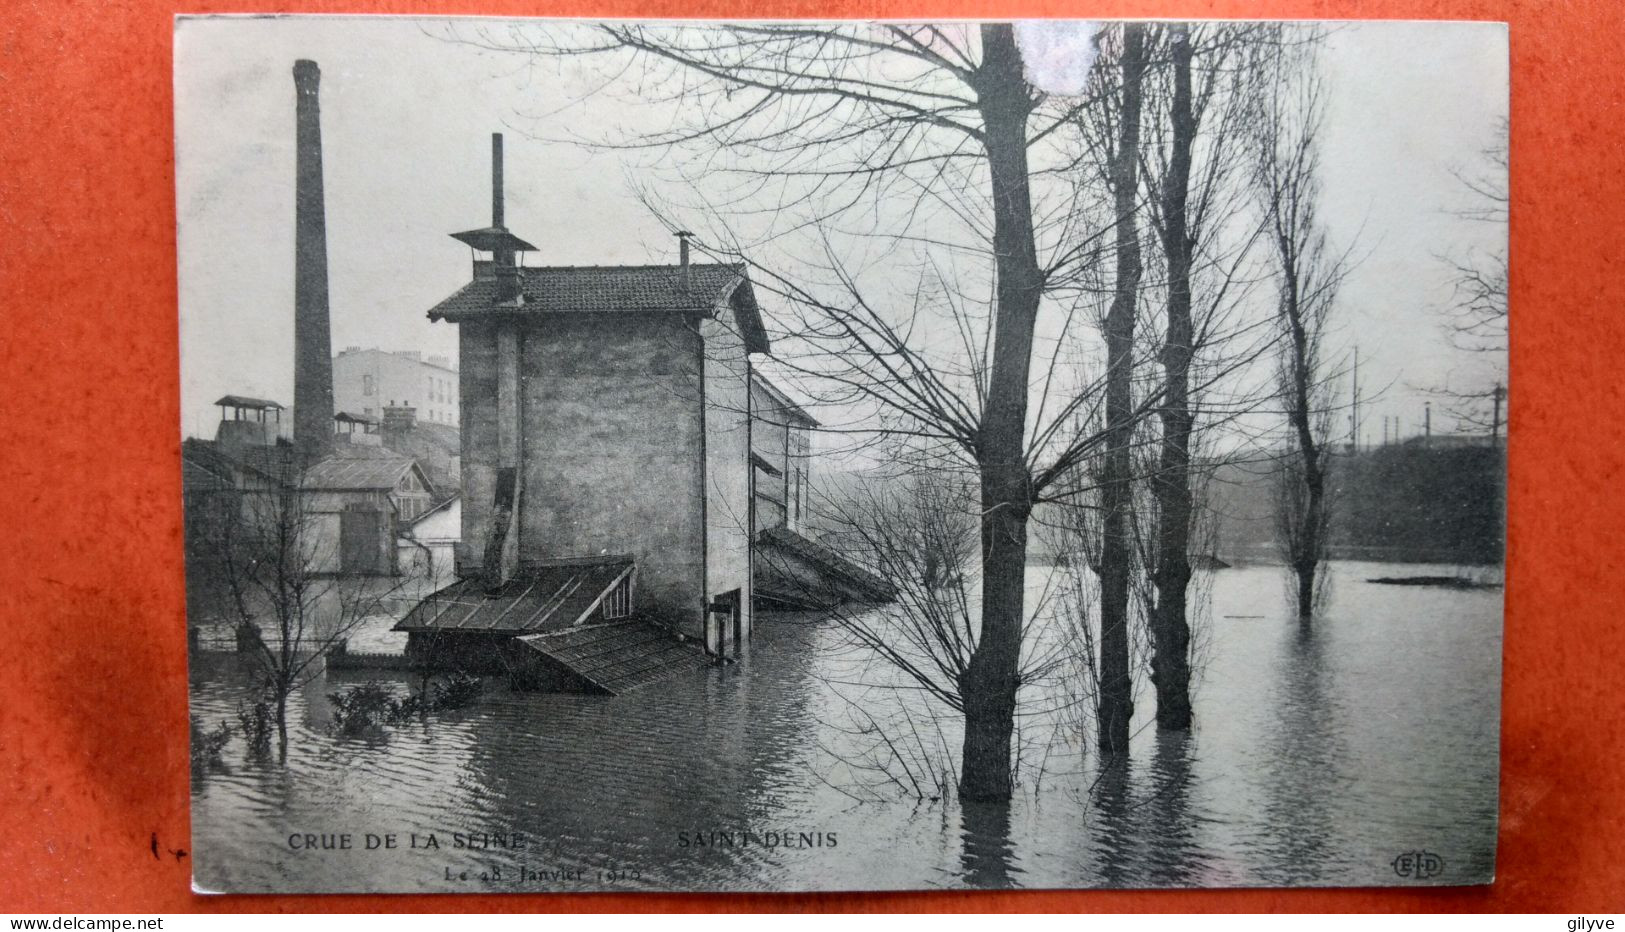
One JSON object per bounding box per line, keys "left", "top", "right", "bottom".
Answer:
{"left": 515, "top": 619, "right": 708, "bottom": 695}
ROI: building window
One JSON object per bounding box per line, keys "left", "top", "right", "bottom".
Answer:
{"left": 362, "top": 374, "right": 374, "bottom": 396}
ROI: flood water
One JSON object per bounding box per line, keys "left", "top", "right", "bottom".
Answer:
{"left": 188, "top": 561, "right": 1502, "bottom": 892}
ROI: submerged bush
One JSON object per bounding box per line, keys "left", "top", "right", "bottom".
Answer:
{"left": 236, "top": 695, "right": 275, "bottom": 755}
{"left": 329, "top": 674, "right": 484, "bottom": 735}
{"left": 384, "top": 690, "right": 429, "bottom": 724}
{"left": 328, "top": 681, "right": 396, "bottom": 735}
{"left": 432, "top": 672, "right": 483, "bottom": 711}
{"left": 190, "top": 715, "right": 231, "bottom": 770}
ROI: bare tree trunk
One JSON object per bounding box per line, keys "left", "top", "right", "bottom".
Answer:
{"left": 959, "top": 24, "right": 1044, "bottom": 802}
{"left": 1254, "top": 33, "right": 1339, "bottom": 626}
{"left": 1149, "top": 25, "right": 1196, "bottom": 731}
{"left": 1287, "top": 321, "right": 1327, "bottom": 624}
{"left": 1097, "top": 24, "right": 1147, "bottom": 757}
{"left": 275, "top": 691, "right": 290, "bottom": 762}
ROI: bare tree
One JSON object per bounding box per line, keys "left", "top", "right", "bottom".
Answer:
{"left": 1430, "top": 119, "right": 1509, "bottom": 440}
{"left": 1134, "top": 23, "right": 1275, "bottom": 729}
{"left": 453, "top": 22, "right": 1184, "bottom": 800}
{"left": 1443, "top": 120, "right": 1508, "bottom": 356}
{"left": 1253, "top": 39, "right": 1346, "bottom": 623}
{"left": 806, "top": 460, "right": 1075, "bottom": 798}
{"left": 1092, "top": 22, "right": 1149, "bottom": 756}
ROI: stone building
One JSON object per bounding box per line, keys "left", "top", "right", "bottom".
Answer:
{"left": 410, "top": 134, "right": 766, "bottom": 658}
{"left": 394, "top": 135, "right": 894, "bottom": 688}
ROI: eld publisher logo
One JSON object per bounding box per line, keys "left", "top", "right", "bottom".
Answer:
{"left": 1391, "top": 850, "right": 1445, "bottom": 880}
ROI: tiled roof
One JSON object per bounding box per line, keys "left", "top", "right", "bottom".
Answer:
{"left": 301, "top": 447, "right": 424, "bottom": 492}
{"left": 181, "top": 438, "right": 295, "bottom": 483}
{"left": 393, "top": 557, "right": 635, "bottom": 635}
{"left": 427, "top": 262, "right": 770, "bottom": 354}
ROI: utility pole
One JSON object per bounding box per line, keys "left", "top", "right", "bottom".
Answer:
{"left": 1349, "top": 346, "right": 1361, "bottom": 451}
{"left": 1425, "top": 401, "right": 1432, "bottom": 440}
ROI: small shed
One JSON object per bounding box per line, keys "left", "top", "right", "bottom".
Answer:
{"left": 301, "top": 448, "right": 436, "bottom": 575}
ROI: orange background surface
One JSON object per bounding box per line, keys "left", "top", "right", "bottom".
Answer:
{"left": 1, "top": 0, "right": 1620, "bottom": 914}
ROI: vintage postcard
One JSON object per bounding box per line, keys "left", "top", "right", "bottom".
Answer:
{"left": 176, "top": 16, "right": 1508, "bottom": 893}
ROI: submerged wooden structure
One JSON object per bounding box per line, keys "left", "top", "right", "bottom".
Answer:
{"left": 394, "top": 556, "right": 707, "bottom": 694}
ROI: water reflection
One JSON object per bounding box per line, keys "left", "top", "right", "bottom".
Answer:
{"left": 189, "top": 562, "right": 1502, "bottom": 892}
{"left": 1255, "top": 622, "right": 1343, "bottom": 883}
{"left": 1088, "top": 755, "right": 1135, "bottom": 887}
{"left": 958, "top": 800, "right": 1019, "bottom": 888}
{"left": 1144, "top": 730, "right": 1201, "bottom": 884}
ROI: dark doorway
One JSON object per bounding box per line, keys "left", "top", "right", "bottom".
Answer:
{"left": 340, "top": 508, "right": 386, "bottom": 574}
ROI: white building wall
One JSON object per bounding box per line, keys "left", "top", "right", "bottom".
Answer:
{"left": 333, "top": 348, "right": 461, "bottom": 427}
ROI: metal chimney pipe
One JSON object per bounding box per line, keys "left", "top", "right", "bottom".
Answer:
{"left": 492, "top": 132, "right": 505, "bottom": 229}
{"left": 490, "top": 133, "right": 523, "bottom": 305}
{"left": 292, "top": 59, "right": 333, "bottom": 460}
{"left": 677, "top": 231, "right": 692, "bottom": 291}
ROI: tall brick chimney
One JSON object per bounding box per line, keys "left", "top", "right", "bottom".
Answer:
{"left": 292, "top": 59, "right": 334, "bottom": 460}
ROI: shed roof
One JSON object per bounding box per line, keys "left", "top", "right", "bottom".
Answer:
{"left": 301, "top": 447, "right": 432, "bottom": 494}
{"left": 215, "top": 394, "right": 284, "bottom": 410}
{"left": 750, "top": 451, "right": 782, "bottom": 478}
{"left": 427, "top": 262, "right": 770, "bottom": 354}
{"left": 516, "top": 620, "right": 707, "bottom": 694}
{"left": 751, "top": 372, "right": 819, "bottom": 427}
{"left": 393, "top": 557, "right": 634, "bottom": 635}
{"left": 405, "top": 492, "right": 459, "bottom": 529}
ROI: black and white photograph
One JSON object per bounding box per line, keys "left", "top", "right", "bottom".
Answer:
{"left": 175, "top": 16, "right": 1508, "bottom": 894}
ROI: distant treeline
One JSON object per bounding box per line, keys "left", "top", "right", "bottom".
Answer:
{"left": 816, "top": 442, "right": 1505, "bottom": 571}
{"left": 1205, "top": 442, "right": 1506, "bottom": 566}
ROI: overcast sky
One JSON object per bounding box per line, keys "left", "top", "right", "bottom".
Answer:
{"left": 175, "top": 17, "right": 1507, "bottom": 444}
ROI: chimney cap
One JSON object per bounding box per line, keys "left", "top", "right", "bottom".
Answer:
{"left": 451, "top": 226, "right": 537, "bottom": 253}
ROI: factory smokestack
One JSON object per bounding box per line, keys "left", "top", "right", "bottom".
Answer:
{"left": 292, "top": 59, "right": 334, "bottom": 459}
{"left": 492, "top": 132, "right": 505, "bottom": 229}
